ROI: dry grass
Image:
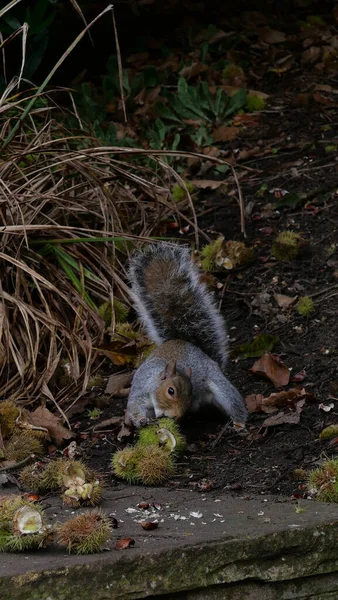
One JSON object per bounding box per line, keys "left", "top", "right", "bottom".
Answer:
{"left": 0, "top": 97, "right": 200, "bottom": 412}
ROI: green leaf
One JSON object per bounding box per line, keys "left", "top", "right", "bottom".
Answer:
{"left": 172, "top": 133, "right": 180, "bottom": 150}
{"left": 54, "top": 254, "right": 97, "bottom": 310}
{"left": 177, "top": 77, "right": 209, "bottom": 121}
{"left": 155, "top": 101, "right": 182, "bottom": 123}
{"left": 275, "top": 193, "right": 304, "bottom": 209}
{"left": 23, "top": 31, "right": 49, "bottom": 79}
{"left": 223, "top": 88, "right": 247, "bottom": 117}
{"left": 52, "top": 247, "right": 101, "bottom": 283}
{"left": 233, "top": 334, "right": 279, "bottom": 359}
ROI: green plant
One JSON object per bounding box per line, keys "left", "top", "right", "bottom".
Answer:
{"left": 156, "top": 77, "right": 247, "bottom": 126}
{"left": 86, "top": 408, "right": 103, "bottom": 420}
{"left": 296, "top": 296, "right": 314, "bottom": 316}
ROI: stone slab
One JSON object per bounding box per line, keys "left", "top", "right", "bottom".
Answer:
{"left": 1, "top": 486, "right": 338, "bottom": 599}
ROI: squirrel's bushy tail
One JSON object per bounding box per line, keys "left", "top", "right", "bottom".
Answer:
{"left": 129, "top": 244, "right": 228, "bottom": 369}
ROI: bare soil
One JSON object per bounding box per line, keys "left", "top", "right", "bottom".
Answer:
{"left": 82, "top": 95, "right": 338, "bottom": 500}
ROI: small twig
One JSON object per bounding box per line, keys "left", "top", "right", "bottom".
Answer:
{"left": 0, "top": 454, "right": 36, "bottom": 473}
{"left": 232, "top": 166, "right": 247, "bottom": 238}
{"left": 311, "top": 284, "right": 338, "bottom": 300}
{"left": 91, "top": 416, "right": 123, "bottom": 432}
{"left": 0, "top": 424, "right": 5, "bottom": 453}
{"left": 112, "top": 7, "right": 127, "bottom": 123}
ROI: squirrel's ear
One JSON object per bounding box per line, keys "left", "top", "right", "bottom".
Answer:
{"left": 186, "top": 367, "right": 192, "bottom": 379}
{"left": 160, "top": 360, "right": 176, "bottom": 380}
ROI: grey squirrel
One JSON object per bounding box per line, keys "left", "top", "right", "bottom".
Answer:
{"left": 126, "top": 244, "right": 247, "bottom": 428}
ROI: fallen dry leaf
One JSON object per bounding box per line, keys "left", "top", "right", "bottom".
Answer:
{"left": 260, "top": 28, "right": 287, "bottom": 44}
{"left": 246, "top": 387, "right": 315, "bottom": 414}
{"left": 105, "top": 372, "right": 133, "bottom": 395}
{"left": 233, "top": 114, "right": 260, "bottom": 127}
{"left": 251, "top": 353, "right": 290, "bottom": 388}
{"left": 190, "top": 179, "right": 224, "bottom": 190}
{"left": 27, "top": 407, "right": 73, "bottom": 446}
{"left": 245, "top": 393, "right": 265, "bottom": 413}
{"left": 115, "top": 538, "right": 135, "bottom": 550}
{"left": 302, "top": 46, "right": 321, "bottom": 64}
{"left": 274, "top": 293, "right": 297, "bottom": 309}
{"left": 140, "top": 521, "right": 159, "bottom": 530}
{"left": 179, "top": 61, "right": 208, "bottom": 79}
{"left": 138, "top": 502, "right": 150, "bottom": 509}
{"left": 262, "top": 399, "right": 305, "bottom": 427}
{"left": 212, "top": 126, "right": 239, "bottom": 142}
{"left": 96, "top": 340, "right": 138, "bottom": 367}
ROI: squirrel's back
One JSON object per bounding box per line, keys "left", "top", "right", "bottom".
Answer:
{"left": 129, "top": 244, "right": 228, "bottom": 369}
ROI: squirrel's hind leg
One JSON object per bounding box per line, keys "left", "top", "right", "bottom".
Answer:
{"left": 205, "top": 376, "right": 247, "bottom": 425}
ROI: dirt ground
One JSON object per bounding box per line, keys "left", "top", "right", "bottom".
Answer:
{"left": 81, "top": 50, "right": 338, "bottom": 499}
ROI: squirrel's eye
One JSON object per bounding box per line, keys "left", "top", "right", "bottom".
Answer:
{"left": 167, "top": 386, "right": 175, "bottom": 398}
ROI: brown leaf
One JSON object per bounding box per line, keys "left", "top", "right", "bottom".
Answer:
{"left": 313, "top": 91, "right": 334, "bottom": 105}
{"left": 105, "top": 372, "right": 133, "bottom": 395}
{"left": 28, "top": 407, "right": 73, "bottom": 446}
{"left": 245, "top": 393, "right": 265, "bottom": 413}
{"left": 302, "top": 46, "right": 321, "bottom": 64}
{"left": 259, "top": 28, "right": 287, "bottom": 44}
{"left": 115, "top": 537, "right": 135, "bottom": 550}
{"left": 190, "top": 179, "right": 224, "bottom": 190}
{"left": 138, "top": 502, "right": 150, "bottom": 509}
{"left": 251, "top": 353, "right": 290, "bottom": 388}
{"left": 140, "top": 521, "right": 159, "bottom": 530}
{"left": 247, "top": 387, "right": 315, "bottom": 415}
{"left": 274, "top": 293, "right": 297, "bottom": 309}
{"left": 213, "top": 126, "right": 239, "bottom": 142}
{"left": 262, "top": 399, "right": 305, "bottom": 427}
{"left": 96, "top": 340, "right": 138, "bottom": 366}
{"left": 179, "top": 62, "right": 208, "bottom": 79}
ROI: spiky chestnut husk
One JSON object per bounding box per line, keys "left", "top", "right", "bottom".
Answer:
{"left": 308, "top": 459, "right": 338, "bottom": 503}
{"left": 0, "top": 498, "right": 50, "bottom": 552}
{"left": 62, "top": 480, "right": 103, "bottom": 508}
{"left": 111, "top": 447, "right": 140, "bottom": 483}
{"left": 224, "top": 241, "right": 254, "bottom": 269}
{"left": 222, "top": 64, "right": 246, "bottom": 87}
{"left": 157, "top": 418, "right": 187, "bottom": 454}
{"left": 19, "top": 459, "right": 65, "bottom": 493}
{"left": 5, "top": 431, "right": 44, "bottom": 462}
{"left": 200, "top": 236, "right": 225, "bottom": 271}
{"left": 19, "top": 463, "right": 49, "bottom": 493}
{"left": 56, "top": 509, "right": 112, "bottom": 554}
{"left": 98, "top": 298, "right": 129, "bottom": 326}
{"left": 172, "top": 181, "right": 195, "bottom": 202}
{"left": 57, "top": 460, "right": 103, "bottom": 507}
{"left": 135, "top": 445, "right": 175, "bottom": 485}
{"left": 297, "top": 296, "right": 314, "bottom": 316}
{"left": 246, "top": 94, "right": 265, "bottom": 112}
{"left": 320, "top": 425, "right": 338, "bottom": 440}
{"left": 0, "top": 495, "right": 32, "bottom": 521}
{"left": 271, "top": 230, "right": 303, "bottom": 262}
{"left": 0, "top": 401, "right": 20, "bottom": 439}
{"left": 137, "top": 420, "right": 186, "bottom": 456}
